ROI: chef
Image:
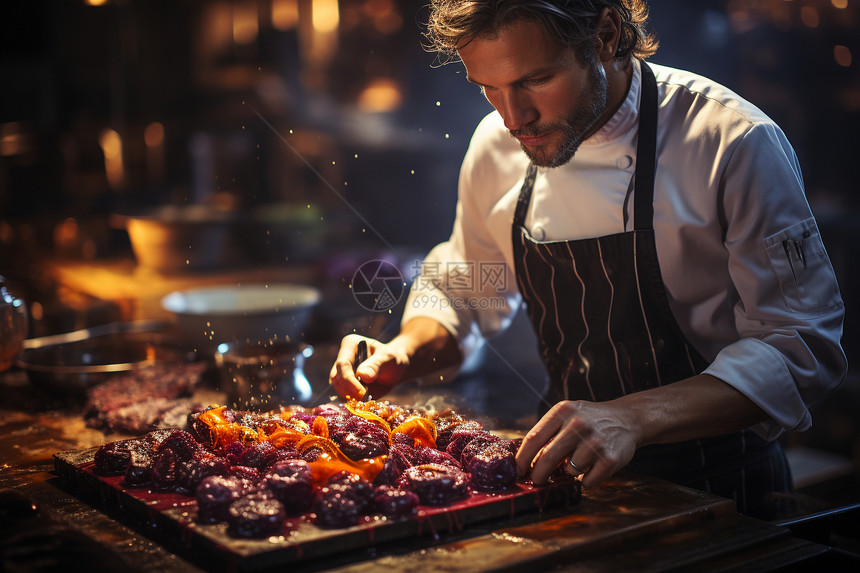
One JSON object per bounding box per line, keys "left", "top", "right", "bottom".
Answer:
{"left": 329, "top": 0, "right": 846, "bottom": 519}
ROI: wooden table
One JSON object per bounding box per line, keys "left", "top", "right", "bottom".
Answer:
{"left": 0, "top": 368, "right": 831, "bottom": 572}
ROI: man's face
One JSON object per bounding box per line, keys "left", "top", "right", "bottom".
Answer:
{"left": 459, "top": 18, "right": 608, "bottom": 168}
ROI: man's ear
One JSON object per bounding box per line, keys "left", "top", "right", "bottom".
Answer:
{"left": 595, "top": 7, "right": 623, "bottom": 62}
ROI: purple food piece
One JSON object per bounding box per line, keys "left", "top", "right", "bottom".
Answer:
{"left": 331, "top": 416, "right": 390, "bottom": 461}
{"left": 176, "top": 456, "right": 231, "bottom": 494}
{"left": 229, "top": 465, "right": 261, "bottom": 484}
{"left": 221, "top": 441, "right": 247, "bottom": 466}
{"left": 156, "top": 429, "right": 203, "bottom": 464}
{"left": 392, "top": 443, "right": 418, "bottom": 464}
{"left": 326, "top": 472, "right": 374, "bottom": 507}
{"left": 372, "top": 445, "right": 414, "bottom": 487}
{"left": 397, "top": 463, "right": 471, "bottom": 506}
{"left": 263, "top": 446, "right": 299, "bottom": 470}
{"left": 390, "top": 433, "right": 415, "bottom": 448}
{"left": 312, "top": 409, "right": 347, "bottom": 432}
{"left": 122, "top": 449, "right": 153, "bottom": 486}
{"left": 94, "top": 441, "right": 131, "bottom": 476}
{"left": 445, "top": 430, "right": 498, "bottom": 463}
{"left": 506, "top": 438, "right": 523, "bottom": 455}
{"left": 372, "top": 486, "right": 419, "bottom": 518}
{"left": 97, "top": 430, "right": 175, "bottom": 477}
{"left": 151, "top": 448, "right": 180, "bottom": 491}
{"left": 459, "top": 437, "right": 502, "bottom": 468}
{"left": 435, "top": 419, "right": 481, "bottom": 451}
{"left": 466, "top": 442, "right": 517, "bottom": 492}
{"left": 196, "top": 475, "right": 251, "bottom": 523}
{"left": 261, "top": 459, "right": 315, "bottom": 514}
{"left": 312, "top": 486, "right": 369, "bottom": 528}
{"left": 93, "top": 436, "right": 152, "bottom": 476}
{"left": 265, "top": 459, "right": 313, "bottom": 482}
{"left": 413, "top": 445, "right": 462, "bottom": 470}
{"left": 264, "top": 473, "right": 314, "bottom": 514}
{"left": 311, "top": 472, "right": 375, "bottom": 528}
{"left": 226, "top": 493, "right": 286, "bottom": 538}
{"left": 238, "top": 441, "right": 279, "bottom": 469}
{"left": 432, "top": 414, "right": 463, "bottom": 431}
{"left": 338, "top": 431, "right": 389, "bottom": 461}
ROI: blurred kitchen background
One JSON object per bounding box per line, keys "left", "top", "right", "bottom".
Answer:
{"left": 1, "top": 0, "right": 858, "bottom": 509}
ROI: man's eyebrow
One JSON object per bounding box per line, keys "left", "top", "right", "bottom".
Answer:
{"left": 465, "top": 75, "right": 482, "bottom": 86}
{"left": 465, "top": 65, "right": 560, "bottom": 88}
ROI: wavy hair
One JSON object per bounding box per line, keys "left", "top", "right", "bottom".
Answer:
{"left": 424, "top": 1, "right": 658, "bottom": 64}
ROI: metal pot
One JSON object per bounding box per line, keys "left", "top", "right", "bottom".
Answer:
{"left": 15, "top": 320, "right": 190, "bottom": 397}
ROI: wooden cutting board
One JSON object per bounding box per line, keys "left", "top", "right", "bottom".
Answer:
{"left": 54, "top": 447, "right": 582, "bottom": 572}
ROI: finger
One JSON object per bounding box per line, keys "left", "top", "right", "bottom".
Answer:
{"left": 329, "top": 337, "right": 367, "bottom": 400}
{"left": 528, "top": 415, "right": 591, "bottom": 484}
{"left": 578, "top": 440, "right": 630, "bottom": 488}
{"left": 580, "top": 457, "right": 614, "bottom": 487}
{"left": 528, "top": 446, "right": 566, "bottom": 485}
{"left": 330, "top": 358, "right": 364, "bottom": 400}
{"left": 353, "top": 349, "right": 378, "bottom": 383}
{"left": 333, "top": 334, "right": 361, "bottom": 368}
{"left": 564, "top": 455, "right": 590, "bottom": 478}
{"left": 515, "top": 408, "right": 564, "bottom": 477}
{"left": 356, "top": 347, "right": 400, "bottom": 399}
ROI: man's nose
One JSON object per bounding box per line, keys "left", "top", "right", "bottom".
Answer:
{"left": 497, "top": 92, "right": 537, "bottom": 132}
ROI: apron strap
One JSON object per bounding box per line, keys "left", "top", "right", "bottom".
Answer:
{"left": 633, "top": 61, "right": 658, "bottom": 232}
{"left": 513, "top": 163, "right": 538, "bottom": 228}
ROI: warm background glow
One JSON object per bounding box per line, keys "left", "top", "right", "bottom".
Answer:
{"left": 357, "top": 78, "right": 403, "bottom": 113}
{"left": 312, "top": 0, "right": 340, "bottom": 33}
{"left": 272, "top": 0, "right": 299, "bottom": 31}
{"left": 232, "top": 2, "right": 259, "bottom": 44}
{"left": 99, "top": 128, "right": 124, "bottom": 189}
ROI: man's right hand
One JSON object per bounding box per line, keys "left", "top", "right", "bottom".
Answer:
{"left": 329, "top": 334, "right": 411, "bottom": 401}
{"left": 328, "top": 317, "right": 463, "bottom": 401}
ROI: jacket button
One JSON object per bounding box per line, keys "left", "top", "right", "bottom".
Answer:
{"left": 617, "top": 155, "right": 633, "bottom": 169}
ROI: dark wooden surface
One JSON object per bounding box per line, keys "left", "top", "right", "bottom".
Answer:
{"left": 0, "top": 370, "right": 833, "bottom": 572}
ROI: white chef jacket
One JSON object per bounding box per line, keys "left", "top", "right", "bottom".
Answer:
{"left": 402, "top": 59, "right": 847, "bottom": 440}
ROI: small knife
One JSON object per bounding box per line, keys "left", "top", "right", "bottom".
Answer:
{"left": 354, "top": 339, "right": 369, "bottom": 401}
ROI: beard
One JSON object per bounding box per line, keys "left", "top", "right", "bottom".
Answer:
{"left": 510, "top": 55, "right": 609, "bottom": 168}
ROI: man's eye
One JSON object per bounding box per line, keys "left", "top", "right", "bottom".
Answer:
{"left": 524, "top": 77, "right": 550, "bottom": 87}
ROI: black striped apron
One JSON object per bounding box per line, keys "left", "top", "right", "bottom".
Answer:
{"left": 511, "top": 62, "right": 791, "bottom": 519}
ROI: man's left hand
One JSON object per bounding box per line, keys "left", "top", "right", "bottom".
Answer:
{"left": 515, "top": 399, "right": 641, "bottom": 487}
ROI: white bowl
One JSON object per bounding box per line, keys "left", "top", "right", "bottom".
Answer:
{"left": 161, "top": 283, "right": 321, "bottom": 348}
